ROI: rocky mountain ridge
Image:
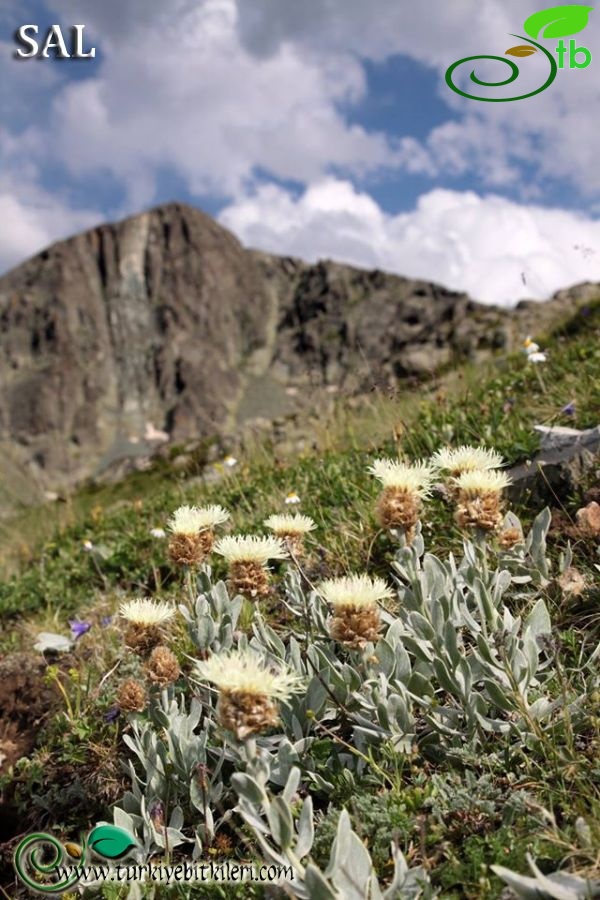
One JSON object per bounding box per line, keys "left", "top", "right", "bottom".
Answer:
{"left": 0, "top": 202, "right": 597, "bottom": 508}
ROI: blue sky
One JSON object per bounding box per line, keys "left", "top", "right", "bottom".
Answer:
{"left": 1, "top": 0, "right": 600, "bottom": 304}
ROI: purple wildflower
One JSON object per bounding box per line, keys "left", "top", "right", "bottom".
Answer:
{"left": 561, "top": 401, "right": 576, "bottom": 416}
{"left": 69, "top": 620, "right": 92, "bottom": 640}
{"left": 104, "top": 706, "right": 120, "bottom": 723}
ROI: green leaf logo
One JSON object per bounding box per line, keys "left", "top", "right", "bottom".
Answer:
{"left": 524, "top": 5, "right": 593, "bottom": 39}
{"left": 87, "top": 825, "right": 137, "bottom": 860}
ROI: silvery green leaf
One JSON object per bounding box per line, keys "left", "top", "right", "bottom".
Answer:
{"left": 266, "top": 796, "right": 294, "bottom": 850}
{"left": 523, "top": 634, "right": 540, "bottom": 679}
{"left": 295, "top": 796, "right": 314, "bottom": 858}
{"left": 527, "top": 855, "right": 600, "bottom": 899}
{"left": 282, "top": 766, "right": 301, "bottom": 803}
{"left": 402, "top": 635, "right": 434, "bottom": 663}
{"left": 373, "top": 638, "right": 396, "bottom": 677}
{"left": 407, "top": 671, "right": 434, "bottom": 699}
{"left": 376, "top": 702, "right": 390, "bottom": 730}
{"left": 330, "top": 829, "right": 379, "bottom": 900}
{"left": 455, "top": 659, "right": 473, "bottom": 698}
{"left": 474, "top": 711, "right": 511, "bottom": 734}
{"left": 326, "top": 808, "right": 352, "bottom": 875}
{"left": 194, "top": 616, "right": 215, "bottom": 649}
{"left": 432, "top": 658, "right": 459, "bottom": 694}
{"left": 306, "top": 676, "right": 328, "bottom": 716}
{"left": 113, "top": 808, "right": 135, "bottom": 834}
{"left": 524, "top": 599, "right": 552, "bottom": 640}
{"left": 168, "top": 806, "right": 184, "bottom": 831}
{"left": 483, "top": 679, "right": 516, "bottom": 712}
{"left": 308, "top": 771, "right": 335, "bottom": 792}
{"left": 490, "top": 864, "right": 545, "bottom": 898}
{"left": 231, "top": 773, "right": 267, "bottom": 805}
{"left": 408, "top": 612, "right": 436, "bottom": 641}
{"left": 304, "top": 864, "right": 338, "bottom": 900}
{"left": 443, "top": 621, "right": 461, "bottom": 667}
{"left": 527, "top": 697, "right": 556, "bottom": 720}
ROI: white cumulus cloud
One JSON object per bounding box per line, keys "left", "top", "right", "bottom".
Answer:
{"left": 219, "top": 180, "right": 600, "bottom": 306}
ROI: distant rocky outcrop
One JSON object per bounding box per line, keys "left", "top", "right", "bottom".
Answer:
{"left": 0, "top": 202, "right": 597, "bottom": 505}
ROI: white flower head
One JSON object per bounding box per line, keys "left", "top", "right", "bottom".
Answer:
{"left": 82, "top": 540, "right": 94, "bottom": 552}
{"left": 214, "top": 534, "right": 289, "bottom": 564}
{"left": 455, "top": 469, "right": 512, "bottom": 495}
{"left": 523, "top": 337, "right": 540, "bottom": 353}
{"left": 264, "top": 514, "right": 316, "bottom": 536}
{"left": 527, "top": 352, "right": 547, "bottom": 364}
{"left": 195, "top": 649, "right": 303, "bottom": 700}
{"left": 223, "top": 455, "right": 238, "bottom": 468}
{"left": 368, "top": 459, "right": 435, "bottom": 495}
{"left": 119, "top": 598, "right": 176, "bottom": 626}
{"left": 167, "top": 504, "right": 230, "bottom": 535}
{"left": 284, "top": 491, "right": 301, "bottom": 505}
{"left": 318, "top": 574, "right": 394, "bottom": 609}
{"left": 150, "top": 527, "right": 167, "bottom": 539}
{"left": 431, "top": 445, "right": 504, "bottom": 475}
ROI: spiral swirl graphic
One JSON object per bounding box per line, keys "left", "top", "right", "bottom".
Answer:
{"left": 445, "top": 35, "right": 558, "bottom": 102}
{"left": 14, "top": 833, "right": 84, "bottom": 894}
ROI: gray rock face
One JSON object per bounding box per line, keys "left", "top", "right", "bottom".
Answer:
{"left": 0, "top": 202, "right": 596, "bottom": 501}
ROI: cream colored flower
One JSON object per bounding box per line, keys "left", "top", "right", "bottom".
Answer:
{"left": 368, "top": 459, "right": 435, "bottom": 495}
{"left": 119, "top": 598, "right": 176, "bottom": 626}
{"left": 319, "top": 575, "right": 392, "bottom": 649}
{"left": 431, "top": 445, "right": 504, "bottom": 476}
{"left": 264, "top": 514, "right": 316, "bottom": 536}
{"left": 214, "top": 535, "right": 289, "bottom": 564}
{"left": 195, "top": 650, "right": 303, "bottom": 701}
{"left": 168, "top": 504, "right": 230, "bottom": 535}
{"left": 318, "top": 574, "right": 394, "bottom": 610}
{"left": 454, "top": 469, "right": 512, "bottom": 533}
{"left": 285, "top": 491, "right": 301, "bottom": 505}
{"left": 454, "top": 470, "right": 511, "bottom": 495}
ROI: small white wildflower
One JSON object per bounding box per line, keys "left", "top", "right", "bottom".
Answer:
{"left": 167, "top": 504, "right": 230, "bottom": 535}
{"left": 523, "top": 337, "right": 540, "bottom": 354}
{"left": 318, "top": 574, "right": 394, "bottom": 609}
{"left": 527, "top": 352, "right": 547, "bottom": 364}
{"left": 82, "top": 540, "right": 94, "bottom": 552}
{"left": 368, "top": 459, "right": 435, "bottom": 495}
{"left": 284, "top": 491, "right": 301, "bottom": 505}
{"left": 264, "top": 514, "right": 316, "bottom": 535}
{"left": 214, "top": 535, "right": 289, "bottom": 564}
{"left": 149, "top": 527, "right": 166, "bottom": 539}
{"left": 223, "top": 455, "right": 238, "bottom": 468}
{"left": 195, "top": 649, "right": 303, "bottom": 700}
{"left": 119, "top": 598, "right": 176, "bottom": 626}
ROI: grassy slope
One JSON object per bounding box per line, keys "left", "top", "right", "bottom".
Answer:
{"left": 1, "top": 300, "right": 599, "bottom": 632}
{"left": 1, "top": 299, "right": 599, "bottom": 898}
